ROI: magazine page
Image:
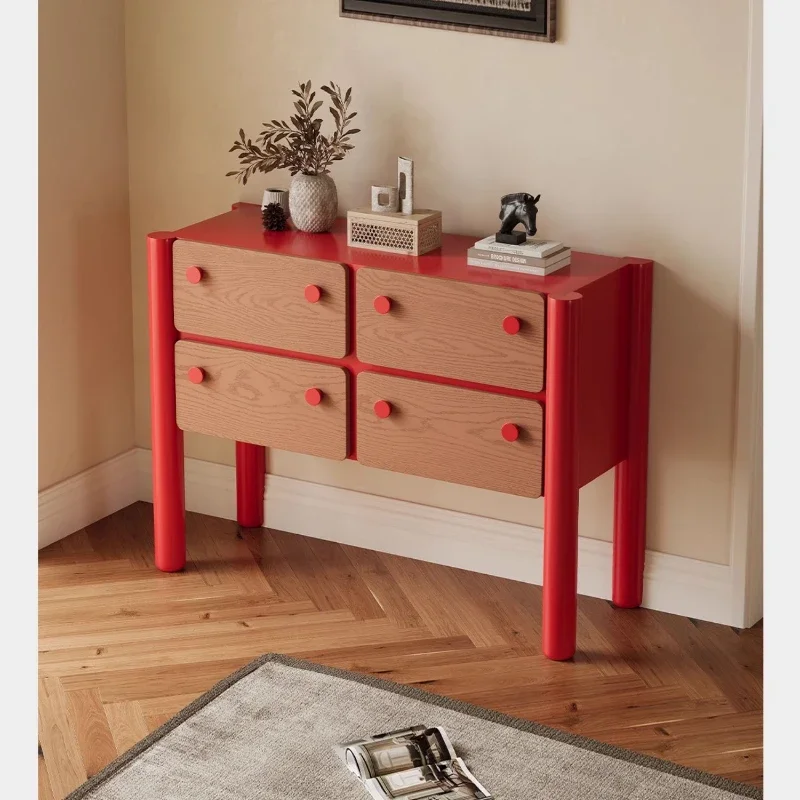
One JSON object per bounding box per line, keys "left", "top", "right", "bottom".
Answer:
{"left": 363, "top": 757, "right": 491, "bottom": 800}
{"left": 338, "top": 726, "right": 492, "bottom": 800}
{"left": 340, "top": 726, "right": 458, "bottom": 779}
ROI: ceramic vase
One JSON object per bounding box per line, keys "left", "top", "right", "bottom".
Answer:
{"left": 289, "top": 173, "right": 338, "bottom": 233}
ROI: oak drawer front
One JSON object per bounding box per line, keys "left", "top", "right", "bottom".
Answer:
{"left": 357, "top": 372, "right": 543, "bottom": 498}
{"left": 356, "top": 269, "right": 545, "bottom": 391}
{"left": 175, "top": 341, "right": 348, "bottom": 460}
{"left": 173, "top": 240, "right": 347, "bottom": 357}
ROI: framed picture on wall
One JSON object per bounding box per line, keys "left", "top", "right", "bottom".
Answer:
{"left": 340, "top": 1, "right": 557, "bottom": 43}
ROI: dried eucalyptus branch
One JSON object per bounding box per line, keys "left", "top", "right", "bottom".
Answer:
{"left": 227, "top": 81, "right": 360, "bottom": 185}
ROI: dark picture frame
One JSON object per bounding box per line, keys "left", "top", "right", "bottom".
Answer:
{"left": 341, "top": 1, "right": 557, "bottom": 43}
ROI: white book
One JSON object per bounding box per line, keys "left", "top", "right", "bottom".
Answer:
{"left": 469, "top": 246, "right": 570, "bottom": 268}
{"left": 468, "top": 254, "right": 571, "bottom": 276}
{"left": 474, "top": 235, "right": 566, "bottom": 259}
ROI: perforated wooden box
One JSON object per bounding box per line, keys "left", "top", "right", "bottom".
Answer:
{"left": 347, "top": 208, "right": 442, "bottom": 256}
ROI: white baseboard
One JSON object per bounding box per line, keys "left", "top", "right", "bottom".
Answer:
{"left": 134, "top": 449, "right": 740, "bottom": 627}
{"left": 135, "top": 449, "right": 238, "bottom": 522}
{"left": 38, "top": 449, "right": 141, "bottom": 550}
{"left": 264, "top": 475, "right": 737, "bottom": 626}
{"left": 41, "top": 448, "right": 741, "bottom": 626}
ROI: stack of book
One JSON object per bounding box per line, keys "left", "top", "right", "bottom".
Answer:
{"left": 468, "top": 235, "right": 571, "bottom": 276}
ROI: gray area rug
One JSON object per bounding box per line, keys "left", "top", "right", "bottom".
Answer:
{"left": 67, "top": 653, "right": 761, "bottom": 800}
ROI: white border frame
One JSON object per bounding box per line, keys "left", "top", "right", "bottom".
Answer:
{"left": 729, "top": 0, "right": 763, "bottom": 627}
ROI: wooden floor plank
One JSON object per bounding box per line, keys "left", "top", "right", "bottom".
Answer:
{"left": 62, "top": 659, "right": 258, "bottom": 703}
{"left": 57, "top": 529, "right": 96, "bottom": 559}
{"left": 104, "top": 701, "right": 151, "bottom": 756}
{"left": 360, "top": 652, "right": 612, "bottom": 697}
{"left": 38, "top": 559, "right": 138, "bottom": 589}
{"left": 138, "top": 693, "right": 203, "bottom": 718}
{"left": 458, "top": 572, "right": 585, "bottom": 661}
{"left": 305, "top": 537, "right": 387, "bottom": 621}
{"left": 39, "top": 616, "right": 433, "bottom": 677}
{"left": 196, "top": 513, "right": 276, "bottom": 597}
{"left": 579, "top": 599, "right": 723, "bottom": 696}
{"left": 296, "top": 636, "right": 480, "bottom": 672}
{"left": 269, "top": 528, "right": 349, "bottom": 612}
{"left": 381, "top": 553, "right": 509, "bottom": 648}
{"left": 655, "top": 614, "right": 763, "bottom": 712}
{"left": 38, "top": 678, "right": 88, "bottom": 798}
{"left": 679, "top": 748, "right": 763, "bottom": 786}
{"left": 341, "top": 544, "right": 426, "bottom": 629}
{"left": 246, "top": 529, "right": 310, "bottom": 603}
{"left": 38, "top": 749, "right": 55, "bottom": 800}
{"left": 65, "top": 688, "right": 117, "bottom": 777}
{"left": 583, "top": 710, "right": 763, "bottom": 762}
{"left": 39, "top": 597, "right": 315, "bottom": 639}
{"left": 38, "top": 502, "right": 763, "bottom": 794}
{"left": 145, "top": 712, "right": 177, "bottom": 733}
{"left": 39, "top": 606, "right": 359, "bottom": 652}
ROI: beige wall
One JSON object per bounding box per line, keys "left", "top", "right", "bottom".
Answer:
{"left": 39, "top": 0, "right": 135, "bottom": 490}
{"left": 125, "top": 0, "right": 751, "bottom": 565}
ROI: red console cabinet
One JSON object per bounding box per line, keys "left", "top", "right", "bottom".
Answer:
{"left": 148, "top": 203, "right": 653, "bottom": 661}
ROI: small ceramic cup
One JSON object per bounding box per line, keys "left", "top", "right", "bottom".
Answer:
{"left": 262, "top": 188, "right": 290, "bottom": 217}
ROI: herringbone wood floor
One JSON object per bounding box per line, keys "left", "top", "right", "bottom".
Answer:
{"left": 38, "top": 502, "right": 763, "bottom": 797}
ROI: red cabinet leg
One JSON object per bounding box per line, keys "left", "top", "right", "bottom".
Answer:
{"left": 148, "top": 233, "right": 186, "bottom": 572}
{"left": 236, "top": 442, "right": 266, "bottom": 528}
{"left": 613, "top": 262, "right": 654, "bottom": 608}
{"left": 543, "top": 292, "right": 582, "bottom": 661}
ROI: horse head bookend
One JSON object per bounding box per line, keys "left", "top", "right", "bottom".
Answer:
{"left": 497, "top": 192, "right": 541, "bottom": 244}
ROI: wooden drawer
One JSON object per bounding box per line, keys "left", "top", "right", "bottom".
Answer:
{"left": 173, "top": 241, "right": 347, "bottom": 357}
{"left": 357, "top": 372, "right": 543, "bottom": 497}
{"left": 356, "top": 269, "right": 545, "bottom": 391}
{"left": 175, "top": 341, "right": 348, "bottom": 460}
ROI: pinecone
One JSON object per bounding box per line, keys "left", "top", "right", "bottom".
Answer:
{"left": 262, "top": 202, "right": 287, "bottom": 231}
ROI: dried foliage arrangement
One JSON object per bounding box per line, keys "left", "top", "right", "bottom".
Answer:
{"left": 227, "top": 81, "right": 360, "bottom": 184}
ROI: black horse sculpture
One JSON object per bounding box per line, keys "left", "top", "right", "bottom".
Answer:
{"left": 497, "top": 192, "right": 541, "bottom": 242}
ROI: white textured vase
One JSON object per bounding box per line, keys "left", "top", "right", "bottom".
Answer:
{"left": 289, "top": 173, "right": 338, "bottom": 233}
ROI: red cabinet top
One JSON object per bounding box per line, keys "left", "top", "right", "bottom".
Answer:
{"left": 170, "top": 203, "right": 645, "bottom": 295}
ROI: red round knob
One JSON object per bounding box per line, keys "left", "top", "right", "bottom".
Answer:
{"left": 501, "top": 423, "right": 520, "bottom": 442}
{"left": 186, "top": 266, "right": 203, "bottom": 284}
{"left": 503, "top": 316, "right": 521, "bottom": 335}
{"left": 305, "top": 388, "right": 323, "bottom": 406}
{"left": 304, "top": 284, "right": 322, "bottom": 303}
{"left": 374, "top": 400, "right": 392, "bottom": 419}
{"left": 188, "top": 367, "right": 205, "bottom": 385}
{"left": 374, "top": 296, "right": 392, "bottom": 315}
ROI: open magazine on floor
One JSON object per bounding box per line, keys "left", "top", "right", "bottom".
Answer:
{"left": 338, "top": 725, "right": 493, "bottom": 800}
